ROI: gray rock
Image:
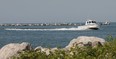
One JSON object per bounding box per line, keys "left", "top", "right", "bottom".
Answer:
{"left": 34, "top": 46, "right": 51, "bottom": 55}
{"left": 0, "top": 42, "right": 31, "bottom": 59}
{"left": 34, "top": 46, "right": 58, "bottom": 55}
{"left": 65, "top": 36, "right": 106, "bottom": 49}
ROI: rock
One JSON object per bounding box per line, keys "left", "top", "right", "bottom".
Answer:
{"left": 65, "top": 36, "right": 106, "bottom": 49}
{"left": 34, "top": 46, "right": 58, "bottom": 55}
{"left": 34, "top": 46, "right": 51, "bottom": 55}
{"left": 51, "top": 47, "right": 58, "bottom": 52}
{"left": 34, "top": 46, "right": 43, "bottom": 51}
{"left": 0, "top": 42, "right": 31, "bottom": 59}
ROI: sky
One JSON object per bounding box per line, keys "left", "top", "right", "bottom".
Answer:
{"left": 0, "top": 0, "right": 116, "bottom": 23}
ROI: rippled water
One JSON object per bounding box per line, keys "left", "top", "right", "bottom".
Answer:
{"left": 0, "top": 23, "right": 116, "bottom": 48}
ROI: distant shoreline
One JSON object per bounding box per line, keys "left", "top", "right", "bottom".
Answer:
{"left": 0, "top": 23, "right": 81, "bottom": 26}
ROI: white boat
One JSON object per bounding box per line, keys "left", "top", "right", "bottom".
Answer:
{"left": 103, "top": 21, "right": 110, "bottom": 25}
{"left": 78, "top": 20, "right": 99, "bottom": 30}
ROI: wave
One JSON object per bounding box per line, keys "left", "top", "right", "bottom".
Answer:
{"left": 4, "top": 27, "right": 87, "bottom": 31}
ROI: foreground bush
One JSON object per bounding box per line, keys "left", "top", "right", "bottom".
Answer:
{"left": 12, "top": 38, "right": 116, "bottom": 59}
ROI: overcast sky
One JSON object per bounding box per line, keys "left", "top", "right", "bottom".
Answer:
{"left": 0, "top": 0, "right": 116, "bottom": 23}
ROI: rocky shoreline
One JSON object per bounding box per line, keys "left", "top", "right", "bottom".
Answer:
{"left": 0, "top": 36, "right": 106, "bottom": 59}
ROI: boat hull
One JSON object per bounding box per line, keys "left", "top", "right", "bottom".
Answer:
{"left": 88, "top": 27, "right": 99, "bottom": 30}
{"left": 78, "top": 24, "right": 99, "bottom": 30}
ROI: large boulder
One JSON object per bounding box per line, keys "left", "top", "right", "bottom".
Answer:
{"left": 65, "top": 36, "right": 106, "bottom": 49}
{"left": 0, "top": 42, "right": 31, "bottom": 59}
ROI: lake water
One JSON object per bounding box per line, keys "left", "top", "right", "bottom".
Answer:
{"left": 0, "top": 23, "right": 116, "bottom": 48}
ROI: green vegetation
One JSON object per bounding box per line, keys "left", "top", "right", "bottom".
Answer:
{"left": 12, "top": 37, "right": 116, "bottom": 59}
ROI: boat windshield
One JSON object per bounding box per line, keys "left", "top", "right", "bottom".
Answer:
{"left": 92, "top": 21, "right": 96, "bottom": 23}
{"left": 87, "top": 21, "right": 96, "bottom": 24}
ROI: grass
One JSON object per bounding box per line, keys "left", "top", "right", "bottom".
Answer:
{"left": 12, "top": 36, "right": 116, "bottom": 59}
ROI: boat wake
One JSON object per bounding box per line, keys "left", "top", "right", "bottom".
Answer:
{"left": 5, "top": 27, "right": 88, "bottom": 31}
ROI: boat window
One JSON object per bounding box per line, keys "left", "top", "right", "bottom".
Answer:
{"left": 91, "top": 21, "right": 96, "bottom": 23}
{"left": 89, "top": 21, "right": 91, "bottom": 23}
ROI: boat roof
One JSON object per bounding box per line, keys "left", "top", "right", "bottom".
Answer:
{"left": 86, "top": 20, "right": 96, "bottom": 22}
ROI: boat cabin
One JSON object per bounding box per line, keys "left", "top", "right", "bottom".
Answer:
{"left": 85, "top": 20, "right": 97, "bottom": 25}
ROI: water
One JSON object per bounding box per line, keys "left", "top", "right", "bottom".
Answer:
{"left": 0, "top": 23, "right": 116, "bottom": 48}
